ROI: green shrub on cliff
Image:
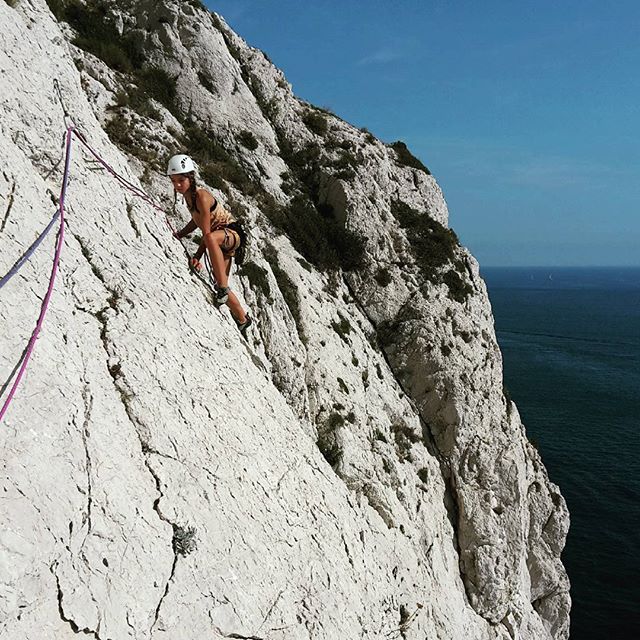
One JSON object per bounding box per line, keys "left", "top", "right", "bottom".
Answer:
{"left": 389, "top": 141, "right": 431, "bottom": 174}
{"left": 55, "top": 1, "right": 145, "bottom": 73}
{"left": 302, "top": 111, "right": 328, "bottom": 136}
{"left": 391, "top": 200, "right": 472, "bottom": 302}
{"left": 264, "top": 193, "right": 365, "bottom": 273}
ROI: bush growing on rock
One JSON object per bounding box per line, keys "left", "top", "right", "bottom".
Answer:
{"left": 240, "top": 261, "right": 272, "bottom": 301}
{"left": 55, "top": 0, "right": 145, "bottom": 73}
{"left": 391, "top": 422, "right": 420, "bottom": 463}
{"left": 389, "top": 141, "right": 431, "bottom": 175}
{"left": 135, "top": 67, "right": 179, "bottom": 116}
{"left": 264, "top": 193, "right": 365, "bottom": 273}
{"left": 391, "top": 200, "right": 472, "bottom": 303}
{"left": 104, "top": 116, "right": 159, "bottom": 169}
{"left": 360, "top": 127, "right": 376, "bottom": 144}
{"left": 317, "top": 412, "right": 345, "bottom": 468}
{"left": 375, "top": 267, "right": 392, "bottom": 287}
{"left": 302, "top": 111, "right": 328, "bottom": 136}
{"left": 172, "top": 525, "right": 197, "bottom": 556}
{"left": 442, "top": 269, "right": 473, "bottom": 304}
{"left": 238, "top": 130, "right": 259, "bottom": 151}
{"left": 183, "top": 121, "right": 258, "bottom": 195}
{"left": 270, "top": 140, "right": 367, "bottom": 271}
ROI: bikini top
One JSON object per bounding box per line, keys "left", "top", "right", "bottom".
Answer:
{"left": 190, "top": 190, "right": 235, "bottom": 229}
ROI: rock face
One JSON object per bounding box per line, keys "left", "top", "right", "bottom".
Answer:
{"left": 0, "top": 1, "right": 570, "bottom": 639}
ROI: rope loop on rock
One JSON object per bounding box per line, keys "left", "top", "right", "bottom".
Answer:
{"left": 0, "top": 126, "right": 72, "bottom": 423}
{"left": 1, "top": 77, "right": 224, "bottom": 422}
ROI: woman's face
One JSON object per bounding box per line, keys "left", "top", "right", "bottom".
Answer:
{"left": 170, "top": 174, "right": 191, "bottom": 194}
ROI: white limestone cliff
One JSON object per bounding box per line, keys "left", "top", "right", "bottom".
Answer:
{"left": 0, "top": 1, "right": 570, "bottom": 638}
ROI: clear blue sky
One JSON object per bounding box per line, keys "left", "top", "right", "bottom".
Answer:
{"left": 206, "top": 1, "right": 640, "bottom": 266}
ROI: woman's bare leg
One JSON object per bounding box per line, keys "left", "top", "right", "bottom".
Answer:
{"left": 227, "top": 291, "right": 246, "bottom": 322}
{"left": 203, "top": 230, "right": 229, "bottom": 288}
{"left": 203, "top": 232, "right": 248, "bottom": 322}
{"left": 223, "top": 257, "right": 247, "bottom": 322}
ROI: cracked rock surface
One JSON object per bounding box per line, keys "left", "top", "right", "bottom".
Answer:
{"left": 1, "top": 1, "right": 569, "bottom": 639}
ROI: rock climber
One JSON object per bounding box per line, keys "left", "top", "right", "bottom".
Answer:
{"left": 168, "top": 154, "right": 252, "bottom": 334}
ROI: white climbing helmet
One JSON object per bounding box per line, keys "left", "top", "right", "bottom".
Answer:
{"left": 167, "top": 154, "right": 196, "bottom": 175}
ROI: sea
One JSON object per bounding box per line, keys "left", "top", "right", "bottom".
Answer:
{"left": 482, "top": 267, "right": 640, "bottom": 639}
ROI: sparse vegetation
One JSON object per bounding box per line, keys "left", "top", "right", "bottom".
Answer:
{"left": 238, "top": 130, "right": 259, "bottom": 151}
{"left": 136, "top": 67, "right": 179, "bottom": 116}
{"left": 389, "top": 140, "right": 430, "bottom": 174}
{"left": 55, "top": 1, "right": 146, "bottom": 73}
{"left": 302, "top": 111, "right": 328, "bottom": 136}
{"left": 392, "top": 200, "right": 472, "bottom": 303}
{"left": 374, "top": 429, "right": 388, "bottom": 444}
{"left": 326, "top": 412, "right": 345, "bottom": 430}
{"left": 331, "top": 315, "right": 352, "bottom": 341}
{"left": 328, "top": 149, "right": 358, "bottom": 181}
{"left": 375, "top": 267, "right": 392, "bottom": 287}
{"left": 183, "top": 120, "right": 258, "bottom": 195}
{"left": 317, "top": 412, "right": 344, "bottom": 468}
{"left": 172, "top": 525, "right": 197, "bottom": 556}
{"left": 240, "top": 261, "right": 271, "bottom": 301}
{"left": 264, "top": 191, "right": 365, "bottom": 273}
{"left": 45, "top": 0, "right": 65, "bottom": 18}
{"left": 443, "top": 269, "right": 473, "bottom": 304}
{"left": 104, "top": 115, "right": 160, "bottom": 168}
{"left": 361, "top": 128, "right": 376, "bottom": 144}
{"left": 391, "top": 422, "right": 420, "bottom": 462}
{"left": 104, "top": 116, "right": 131, "bottom": 148}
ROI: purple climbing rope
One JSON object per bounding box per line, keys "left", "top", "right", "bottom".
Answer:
{"left": 1, "top": 124, "right": 197, "bottom": 423}
{"left": 0, "top": 127, "right": 72, "bottom": 423}
{"left": 0, "top": 210, "right": 61, "bottom": 290}
{"left": 72, "top": 129, "right": 178, "bottom": 236}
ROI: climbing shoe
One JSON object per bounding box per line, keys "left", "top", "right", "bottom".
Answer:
{"left": 236, "top": 314, "right": 252, "bottom": 335}
{"left": 214, "top": 286, "right": 229, "bottom": 305}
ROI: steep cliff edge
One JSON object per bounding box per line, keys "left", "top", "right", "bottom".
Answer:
{"left": 0, "top": 1, "right": 570, "bottom": 639}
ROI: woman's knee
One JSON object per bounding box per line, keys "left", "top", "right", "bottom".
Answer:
{"left": 205, "top": 230, "right": 226, "bottom": 247}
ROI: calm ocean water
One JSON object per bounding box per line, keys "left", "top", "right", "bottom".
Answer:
{"left": 482, "top": 267, "right": 640, "bottom": 639}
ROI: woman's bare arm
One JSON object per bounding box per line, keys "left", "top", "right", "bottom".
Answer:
{"left": 175, "top": 219, "right": 198, "bottom": 238}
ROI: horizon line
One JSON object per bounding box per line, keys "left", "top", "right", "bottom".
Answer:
{"left": 480, "top": 264, "right": 640, "bottom": 269}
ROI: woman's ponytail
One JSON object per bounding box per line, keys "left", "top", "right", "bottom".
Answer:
{"left": 187, "top": 171, "right": 197, "bottom": 212}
